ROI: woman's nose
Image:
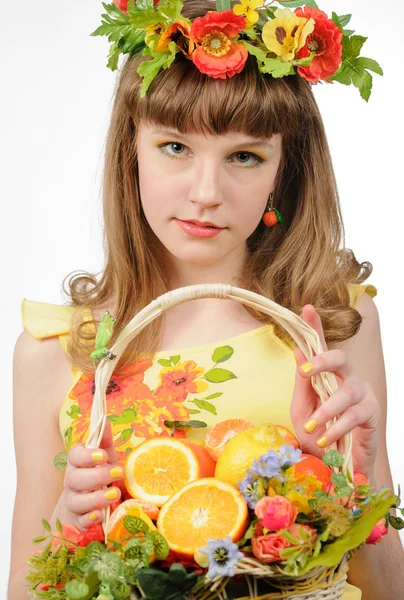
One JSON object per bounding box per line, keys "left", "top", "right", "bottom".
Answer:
{"left": 188, "top": 159, "right": 224, "bottom": 208}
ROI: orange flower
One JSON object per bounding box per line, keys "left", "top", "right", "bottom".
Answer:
{"left": 190, "top": 10, "right": 248, "bottom": 79}
{"left": 134, "top": 398, "right": 189, "bottom": 438}
{"left": 154, "top": 19, "right": 195, "bottom": 56}
{"left": 154, "top": 360, "right": 208, "bottom": 402}
{"left": 295, "top": 6, "right": 342, "bottom": 82}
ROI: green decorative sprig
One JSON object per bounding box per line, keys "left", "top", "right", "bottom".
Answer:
{"left": 90, "top": 311, "right": 117, "bottom": 362}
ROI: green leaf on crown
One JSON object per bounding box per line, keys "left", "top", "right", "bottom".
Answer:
{"left": 137, "top": 42, "right": 179, "bottom": 97}
{"left": 132, "top": 0, "right": 154, "bottom": 11}
{"left": 331, "top": 12, "right": 353, "bottom": 33}
{"left": 130, "top": 9, "right": 164, "bottom": 28}
{"left": 241, "top": 42, "right": 295, "bottom": 78}
{"left": 327, "top": 35, "right": 383, "bottom": 102}
{"left": 158, "top": 0, "right": 184, "bottom": 21}
{"left": 90, "top": 2, "right": 132, "bottom": 43}
{"left": 278, "top": 0, "right": 319, "bottom": 9}
{"left": 216, "top": 0, "right": 231, "bottom": 11}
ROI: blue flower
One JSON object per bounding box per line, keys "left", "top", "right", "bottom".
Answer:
{"left": 199, "top": 537, "right": 244, "bottom": 579}
{"left": 238, "top": 475, "right": 265, "bottom": 509}
{"left": 248, "top": 444, "right": 304, "bottom": 481}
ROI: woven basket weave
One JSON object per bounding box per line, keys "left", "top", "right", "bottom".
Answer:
{"left": 85, "top": 284, "right": 355, "bottom": 600}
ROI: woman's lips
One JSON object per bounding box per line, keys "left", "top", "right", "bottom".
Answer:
{"left": 175, "top": 218, "right": 225, "bottom": 238}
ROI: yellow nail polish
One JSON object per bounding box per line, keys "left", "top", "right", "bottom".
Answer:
{"left": 317, "top": 436, "right": 328, "bottom": 447}
{"left": 105, "top": 488, "right": 119, "bottom": 501}
{"left": 91, "top": 450, "right": 104, "bottom": 463}
{"left": 304, "top": 419, "right": 318, "bottom": 433}
{"left": 301, "top": 362, "right": 314, "bottom": 374}
{"left": 89, "top": 512, "right": 98, "bottom": 521}
{"left": 109, "top": 466, "right": 123, "bottom": 479}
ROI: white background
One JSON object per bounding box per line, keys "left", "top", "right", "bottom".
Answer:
{"left": 1, "top": 0, "right": 403, "bottom": 595}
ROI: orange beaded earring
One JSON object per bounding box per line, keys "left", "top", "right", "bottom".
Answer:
{"left": 262, "top": 192, "right": 284, "bottom": 227}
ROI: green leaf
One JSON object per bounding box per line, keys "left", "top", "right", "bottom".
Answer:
{"left": 93, "top": 552, "right": 123, "bottom": 582}
{"left": 41, "top": 519, "right": 51, "bottom": 532}
{"left": 157, "top": 0, "right": 184, "bottom": 21}
{"left": 125, "top": 534, "right": 153, "bottom": 563}
{"left": 335, "top": 486, "right": 353, "bottom": 499}
{"left": 278, "top": 529, "right": 300, "bottom": 544}
{"left": 241, "top": 41, "right": 268, "bottom": 64}
{"left": 108, "top": 407, "right": 137, "bottom": 424}
{"left": 278, "top": 0, "right": 318, "bottom": 8}
{"left": 164, "top": 419, "right": 207, "bottom": 430}
{"left": 157, "top": 359, "right": 172, "bottom": 367}
{"left": 331, "top": 12, "right": 352, "bottom": 31}
{"left": 132, "top": 0, "right": 154, "bottom": 11}
{"left": 151, "top": 531, "right": 170, "bottom": 559}
{"left": 193, "top": 399, "right": 217, "bottom": 415}
{"left": 388, "top": 515, "right": 404, "bottom": 530}
{"left": 130, "top": 9, "right": 164, "bottom": 28}
{"left": 260, "top": 57, "right": 295, "bottom": 78}
{"left": 138, "top": 43, "right": 179, "bottom": 97}
{"left": 32, "top": 535, "right": 47, "bottom": 543}
{"left": 123, "top": 515, "right": 149, "bottom": 534}
{"left": 293, "top": 51, "right": 316, "bottom": 67}
{"left": 56, "top": 518, "right": 63, "bottom": 535}
{"left": 66, "top": 404, "right": 81, "bottom": 419}
{"left": 54, "top": 451, "right": 68, "bottom": 471}
{"left": 170, "top": 355, "right": 180, "bottom": 365}
{"left": 120, "top": 428, "right": 134, "bottom": 443}
{"left": 85, "top": 541, "right": 107, "bottom": 560}
{"left": 212, "top": 345, "right": 234, "bottom": 363}
{"left": 216, "top": 0, "right": 231, "bottom": 10}
{"left": 204, "top": 392, "right": 223, "bottom": 400}
{"left": 64, "top": 426, "right": 73, "bottom": 452}
{"left": 331, "top": 473, "right": 347, "bottom": 487}
{"left": 322, "top": 449, "right": 344, "bottom": 468}
{"left": 188, "top": 409, "right": 201, "bottom": 414}
{"left": 65, "top": 580, "right": 90, "bottom": 599}
{"left": 342, "top": 35, "right": 368, "bottom": 60}
{"left": 109, "top": 580, "right": 132, "bottom": 599}
{"left": 203, "top": 368, "right": 237, "bottom": 383}
{"left": 298, "top": 493, "right": 397, "bottom": 575}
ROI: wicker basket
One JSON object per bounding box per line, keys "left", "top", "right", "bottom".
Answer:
{"left": 85, "top": 284, "right": 358, "bottom": 600}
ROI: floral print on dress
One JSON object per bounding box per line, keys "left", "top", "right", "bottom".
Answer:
{"left": 63, "top": 345, "right": 237, "bottom": 463}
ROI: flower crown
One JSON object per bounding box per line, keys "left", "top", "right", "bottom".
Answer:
{"left": 91, "top": 0, "right": 383, "bottom": 100}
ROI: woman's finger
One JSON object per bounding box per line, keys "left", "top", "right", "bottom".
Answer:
{"left": 66, "top": 485, "right": 122, "bottom": 517}
{"left": 303, "top": 380, "right": 366, "bottom": 438}
{"left": 298, "top": 348, "right": 358, "bottom": 383}
{"left": 65, "top": 463, "right": 124, "bottom": 493}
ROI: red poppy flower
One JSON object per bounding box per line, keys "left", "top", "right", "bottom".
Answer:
{"left": 295, "top": 7, "right": 342, "bottom": 83}
{"left": 190, "top": 10, "right": 248, "bottom": 79}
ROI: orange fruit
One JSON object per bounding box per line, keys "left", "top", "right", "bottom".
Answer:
{"left": 204, "top": 419, "right": 254, "bottom": 460}
{"left": 157, "top": 478, "right": 248, "bottom": 557}
{"left": 124, "top": 438, "right": 200, "bottom": 506}
{"left": 293, "top": 453, "right": 332, "bottom": 485}
{"left": 107, "top": 499, "right": 157, "bottom": 550}
{"left": 111, "top": 498, "right": 160, "bottom": 521}
{"left": 274, "top": 424, "right": 300, "bottom": 449}
{"left": 184, "top": 441, "right": 216, "bottom": 477}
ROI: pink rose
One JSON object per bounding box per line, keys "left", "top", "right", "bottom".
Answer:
{"left": 255, "top": 495, "right": 297, "bottom": 531}
{"left": 252, "top": 523, "right": 317, "bottom": 564}
{"left": 366, "top": 518, "right": 388, "bottom": 545}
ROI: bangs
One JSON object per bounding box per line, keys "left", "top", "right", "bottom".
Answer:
{"left": 131, "top": 55, "right": 302, "bottom": 140}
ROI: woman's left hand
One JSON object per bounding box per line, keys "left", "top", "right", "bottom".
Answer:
{"left": 290, "top": 304, "right": 380, "bottom": 480}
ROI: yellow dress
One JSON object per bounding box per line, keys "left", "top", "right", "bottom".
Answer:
{"left": 21, "top": 281, "right": 377, "bottom": 599}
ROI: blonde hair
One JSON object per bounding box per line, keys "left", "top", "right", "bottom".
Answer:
{"left": 63, "top": 0, "right": 373, "bottom": 375}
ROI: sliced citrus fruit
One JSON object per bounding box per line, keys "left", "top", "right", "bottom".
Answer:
{"left": 215, "top": 424, "right": 285, "bottom": 486}
{"left": 111, "top": 498, "right": 160, "bottom": 521}
{"left": 157, "top": 478, "right": 248, "bottom": 557}
{"left": 292, "top": 453, "right": 332, "bottom": 484}
{"left": 274, "top": 424, "right": 300, "bottom": 449}
{"left": 204, "top": 419, "right": 254, "bottom": 461}
{"left": 124, "top": 438, "right": 199, "bottom": 506}
{"left": 107, "top": 499, "right": 157, "bottom": 548}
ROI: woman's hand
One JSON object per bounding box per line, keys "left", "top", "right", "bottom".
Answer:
{"left": 290, "top": 304, "right": 380, "bottom": 480}
{"left": 62, "top": 419, "right": 123, "bottom": 530}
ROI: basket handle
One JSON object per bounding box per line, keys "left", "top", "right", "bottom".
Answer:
{"left": 85, "top": 284, "right": 353, "bottom": 537}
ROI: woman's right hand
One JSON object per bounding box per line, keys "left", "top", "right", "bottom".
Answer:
{"left": 63, "top": 419, "right": 124, "bottom": 529}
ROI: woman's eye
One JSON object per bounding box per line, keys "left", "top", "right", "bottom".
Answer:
{"left": 230, "top": 152, "right": 264, "bottom": 168}
{"left": 159, "top": 142, "right": 189, "bottom": 158}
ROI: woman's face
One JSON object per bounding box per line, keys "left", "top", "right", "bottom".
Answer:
{"left": 137, "top": 121, "right": 283, "bottom": 269}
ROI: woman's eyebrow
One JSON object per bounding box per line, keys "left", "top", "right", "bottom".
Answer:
{"left": 151, "top": 128, "right": 275, "bottom": 148}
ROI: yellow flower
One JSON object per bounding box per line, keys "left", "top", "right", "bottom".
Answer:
{"left": 262, "top": 7, "right": 315, "bottom": 62}
{"left": 233, "top": 0, "right": 262, "bottom": 27}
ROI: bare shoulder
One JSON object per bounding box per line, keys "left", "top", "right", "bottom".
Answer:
{"left": 14, "top": 329, "right": 74, "bottom": 426}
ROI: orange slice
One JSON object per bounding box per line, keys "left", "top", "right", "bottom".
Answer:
{"left": 124, "top": 438, "right": 200, "bottom": 506}
{"left": 157, "top": 477, "right": 248, "bottom": 557}
{"left": 107, "top": 499, "right": 157, "bottom": 550}
{"left": 204, "top": 419, "right": 254, "bottom": 460}
{"left": 274, "top": 424, "right": 300, "bottom": 449}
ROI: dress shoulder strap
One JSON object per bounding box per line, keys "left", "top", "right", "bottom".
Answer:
{"left": 21, "top": 298, "right": 77, "bottom": 340}
{"left": 347, "top": 282, "right": 377, "bottom": 309}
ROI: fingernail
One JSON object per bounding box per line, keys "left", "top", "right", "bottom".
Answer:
{"left": 317, "top": 436, "right": 328, "bottom": 447}
{"left": 91, "top": 451, "right": 104, "bottom": 462}
{"left": 105, "top": 488, "right": 119, "bottom": 501}
{"left": 109, "top": 466, "right": 123, "bottom": 479}
{"left": 301, "top": 362, "right": 314, "bottom": 374}
{"left": 304, "top": 419, "right": 318, "bottom": 433}
{"left": 89, "top": 512, "right": 98, "bottom": 521}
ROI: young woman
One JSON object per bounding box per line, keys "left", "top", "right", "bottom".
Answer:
{"left": 8, "top": 0, "right": 404, "bottom": 598}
